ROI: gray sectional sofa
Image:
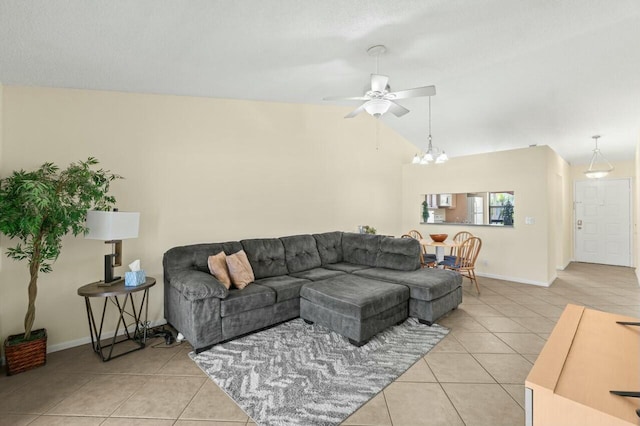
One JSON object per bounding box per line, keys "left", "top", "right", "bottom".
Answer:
{"left": 163, "top": 231, "right": 462, "bottom": 352}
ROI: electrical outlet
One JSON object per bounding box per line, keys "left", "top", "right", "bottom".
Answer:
{"left": 525, "top": 216, "right": 535, "bottom": 225}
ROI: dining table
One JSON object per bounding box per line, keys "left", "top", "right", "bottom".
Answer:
{"left": 420, "top": 239, "right": 460, "bottom": 263}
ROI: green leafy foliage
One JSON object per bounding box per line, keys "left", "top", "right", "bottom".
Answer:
{"left": 0, "top": 157, "right": 121, "bottom": 339}
{"left": 502, "top": 200, "right": 514, "bottom": 225}
{"left": 362, "top": 225, "right": 377, "bottom": 235}
{"left": 421, "top": 200, "right": 430, "bottom": 222}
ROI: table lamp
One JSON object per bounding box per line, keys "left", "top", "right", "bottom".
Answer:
{"left": 85, "top": 210, "right": 140, "bottom": 284}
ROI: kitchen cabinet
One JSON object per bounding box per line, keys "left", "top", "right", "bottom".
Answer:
{"left": 425, "top": 194, "right": 438, "bottom": 209}
{"left": 438, "top": 193, "right": 456, "bottom": 208}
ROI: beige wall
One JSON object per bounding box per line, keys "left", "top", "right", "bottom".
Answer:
{"left": 636, "top": 138, "right": 640, "bottom": 283}
{"left": 402, "top": 145, "right": 570, "bottom": 286}
{"left": 547, "top": 147, "right": 573, "bottom": 273}
{"left": 0, "top": 86, "right": 416, "bottom": 351}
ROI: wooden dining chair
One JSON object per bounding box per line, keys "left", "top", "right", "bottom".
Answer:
{"left": 439, "top": 236, "right": 482, "bottom": 293}
{"left": 401, "top": 233, "right": 436, "bottom": 268}
{"left": 406, "top": 229, "right": 424, "bottom": 240}
{"left": 449, "top": 231, "right": 473, "bottom": 255}
{"left": 443, "top": 230, "right": 473, "bottom": 263}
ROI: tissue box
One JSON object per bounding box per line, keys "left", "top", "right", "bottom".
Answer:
{"left": 125, "top": 270, "right": 146, "bottom": 287}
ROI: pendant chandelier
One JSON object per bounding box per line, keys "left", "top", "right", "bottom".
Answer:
{"left": 584, "top": 135, "right": 613, "bottom": 179}
{"left": 412, "top": 96, "right": 448, "bottom": 165}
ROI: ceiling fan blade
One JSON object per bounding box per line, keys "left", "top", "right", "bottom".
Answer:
{"left": 388, "top": 101, "right": 410, "bottom": 117}
{"left": 323, "top": 95, "right": 370, "bottom": 101}
{"left": 371, "top": 74, "right": 389, "bottom": 92}
{"left": 344, "top": 104, "right": 366, "bottom": 118}
{"left": 386, "top": 85, "right": 436, "bottom": 100}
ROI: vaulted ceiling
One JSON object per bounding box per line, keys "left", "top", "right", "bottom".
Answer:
{"left": 1, "top": 0, "right": 638, "bottom": 164}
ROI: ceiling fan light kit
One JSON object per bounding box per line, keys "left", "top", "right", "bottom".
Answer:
{"left": 363, "top": 99, "right": 391, "bottom": 117}
{"left": 584, "top": 135, "right": 614, "bottom": 179}
{"left": 323, "top": 45, "right": 436, "bottom": 119}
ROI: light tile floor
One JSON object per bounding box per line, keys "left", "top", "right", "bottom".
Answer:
{"left": 1, "top": 262, "right": 637, "bottom": 426}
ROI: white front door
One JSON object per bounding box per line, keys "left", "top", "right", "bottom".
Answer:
{"left": 574, "top": 179, "right": 632, "bottom": 267}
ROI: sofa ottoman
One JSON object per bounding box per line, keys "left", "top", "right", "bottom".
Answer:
{"left": 353, "top": 267, "right": 462, "bottom": 325}
{"left": 299, "top": 274, "right": 410, "bottom": 346}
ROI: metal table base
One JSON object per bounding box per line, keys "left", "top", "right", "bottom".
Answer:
{"left": 78, "top": 277, "right": 156, "bottom": 362}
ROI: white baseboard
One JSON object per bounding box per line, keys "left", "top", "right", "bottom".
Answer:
{"left": 1, "top": 319, "right": 168, "bottom": 366}
{"left": 475, "top": 271, "right": 553, "bottom": 287}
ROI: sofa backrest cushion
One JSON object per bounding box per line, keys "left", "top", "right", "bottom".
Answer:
{"left": 313, "top": 231, "right": 343, "bottom": 265}
{"left": 376, "top": 237, "right": 421, "bottom": 271}
{"left": 342, "top": 233, "right": 383, "bottom": 267}
{"left": 164, "top": 242, "right": 243, "bottom": 275}
{"left": 240, "top": 238, "right": 289, "bottom": 279}
{"left": 280, "top": 234, "right": 322, "bottom": 273}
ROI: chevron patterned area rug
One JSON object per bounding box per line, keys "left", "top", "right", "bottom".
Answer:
{"left": 190, "top": 317, "right": 448, "bottom": 426}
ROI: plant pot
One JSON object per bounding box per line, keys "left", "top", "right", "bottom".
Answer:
{"left": 4, "top": 328, "right": 47, "bottom": 376}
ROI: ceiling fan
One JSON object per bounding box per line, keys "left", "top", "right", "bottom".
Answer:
{"left": 324, "top": 45, "right": 436, "bottom": 119}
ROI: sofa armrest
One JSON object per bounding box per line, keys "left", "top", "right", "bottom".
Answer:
{"left": 168, "top": 269, "right": 229, "bottom": 301}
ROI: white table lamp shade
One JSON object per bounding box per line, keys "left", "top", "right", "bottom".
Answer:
{"left": 85, "top": 211, "right": 140, "bottom": 240}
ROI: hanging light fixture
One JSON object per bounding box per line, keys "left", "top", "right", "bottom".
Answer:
{"left": 364, "top": 99, "right": 391, "bottom": 118}
{"left": 412, "top": 97, "right": 448, "bottom": 165}
{"left": 584, "top": 135, "right": 613, "bottom": 179}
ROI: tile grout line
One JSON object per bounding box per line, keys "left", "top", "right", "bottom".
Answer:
{"left": 381, "top": 387, "right": 394, "bottom": 426}
{"left": 436, "top": 381, "right": 467, "bottom": 426}
{"left": 172, "top": 374, "right": 211, "bottom": 423}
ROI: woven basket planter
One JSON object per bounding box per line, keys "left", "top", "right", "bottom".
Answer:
{"left": 4, "top": 328, "right": 47, "bottom": 376}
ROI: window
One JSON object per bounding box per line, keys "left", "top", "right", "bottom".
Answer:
{"left": 489, "top": 192, "right": 514, "bottom": 225}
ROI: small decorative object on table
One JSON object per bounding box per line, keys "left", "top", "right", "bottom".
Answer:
{"left": 362, "top": 225, "right": 377, "bottom": 235}
{"left": 125, "top": 259, "right": 146, "bottom": 287}
{"left": 429, "top": 233, "right": 448, "bottom": 242}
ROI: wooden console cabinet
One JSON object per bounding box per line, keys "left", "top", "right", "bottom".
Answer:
{"left": 525, "top": 304, "right": 640, "bottom": 425}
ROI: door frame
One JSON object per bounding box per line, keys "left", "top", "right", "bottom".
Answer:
{"left": 573, "top": 178, "right": 633, "bottom": 267}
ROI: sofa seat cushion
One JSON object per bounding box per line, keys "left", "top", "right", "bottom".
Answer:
{"left": 353, "top": 268, "right": 462, "bottom": 301}
{"left": 290, "top": 267, "right": 346, "bottom": 282}
{"left": 220, "top": 284, "right": 276, "bottom": 317}
{"left": 300, "top": 275, "right": 409, "bottom": 320}
{"left": 323, "top": 262, "right": 372, "bottom": 273}
{"left": 254, "top": 275, "right": 309, "bottom": 303}
{"left": 281, "top": 234, "right": 322, "bottom": 273}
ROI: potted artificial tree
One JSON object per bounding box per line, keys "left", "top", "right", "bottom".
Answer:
{"left": 0, "top": 158, "right": 120, "bottom": 375}
{"left": 421, "top": 200, "right": 430, "bottom": 223}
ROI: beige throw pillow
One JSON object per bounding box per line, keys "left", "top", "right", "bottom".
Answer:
{"left": 226, "top": 250, "right": 255, "bottom": 289}
{"left": 207, "top": 252, "right": 232, "bottom": 289}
